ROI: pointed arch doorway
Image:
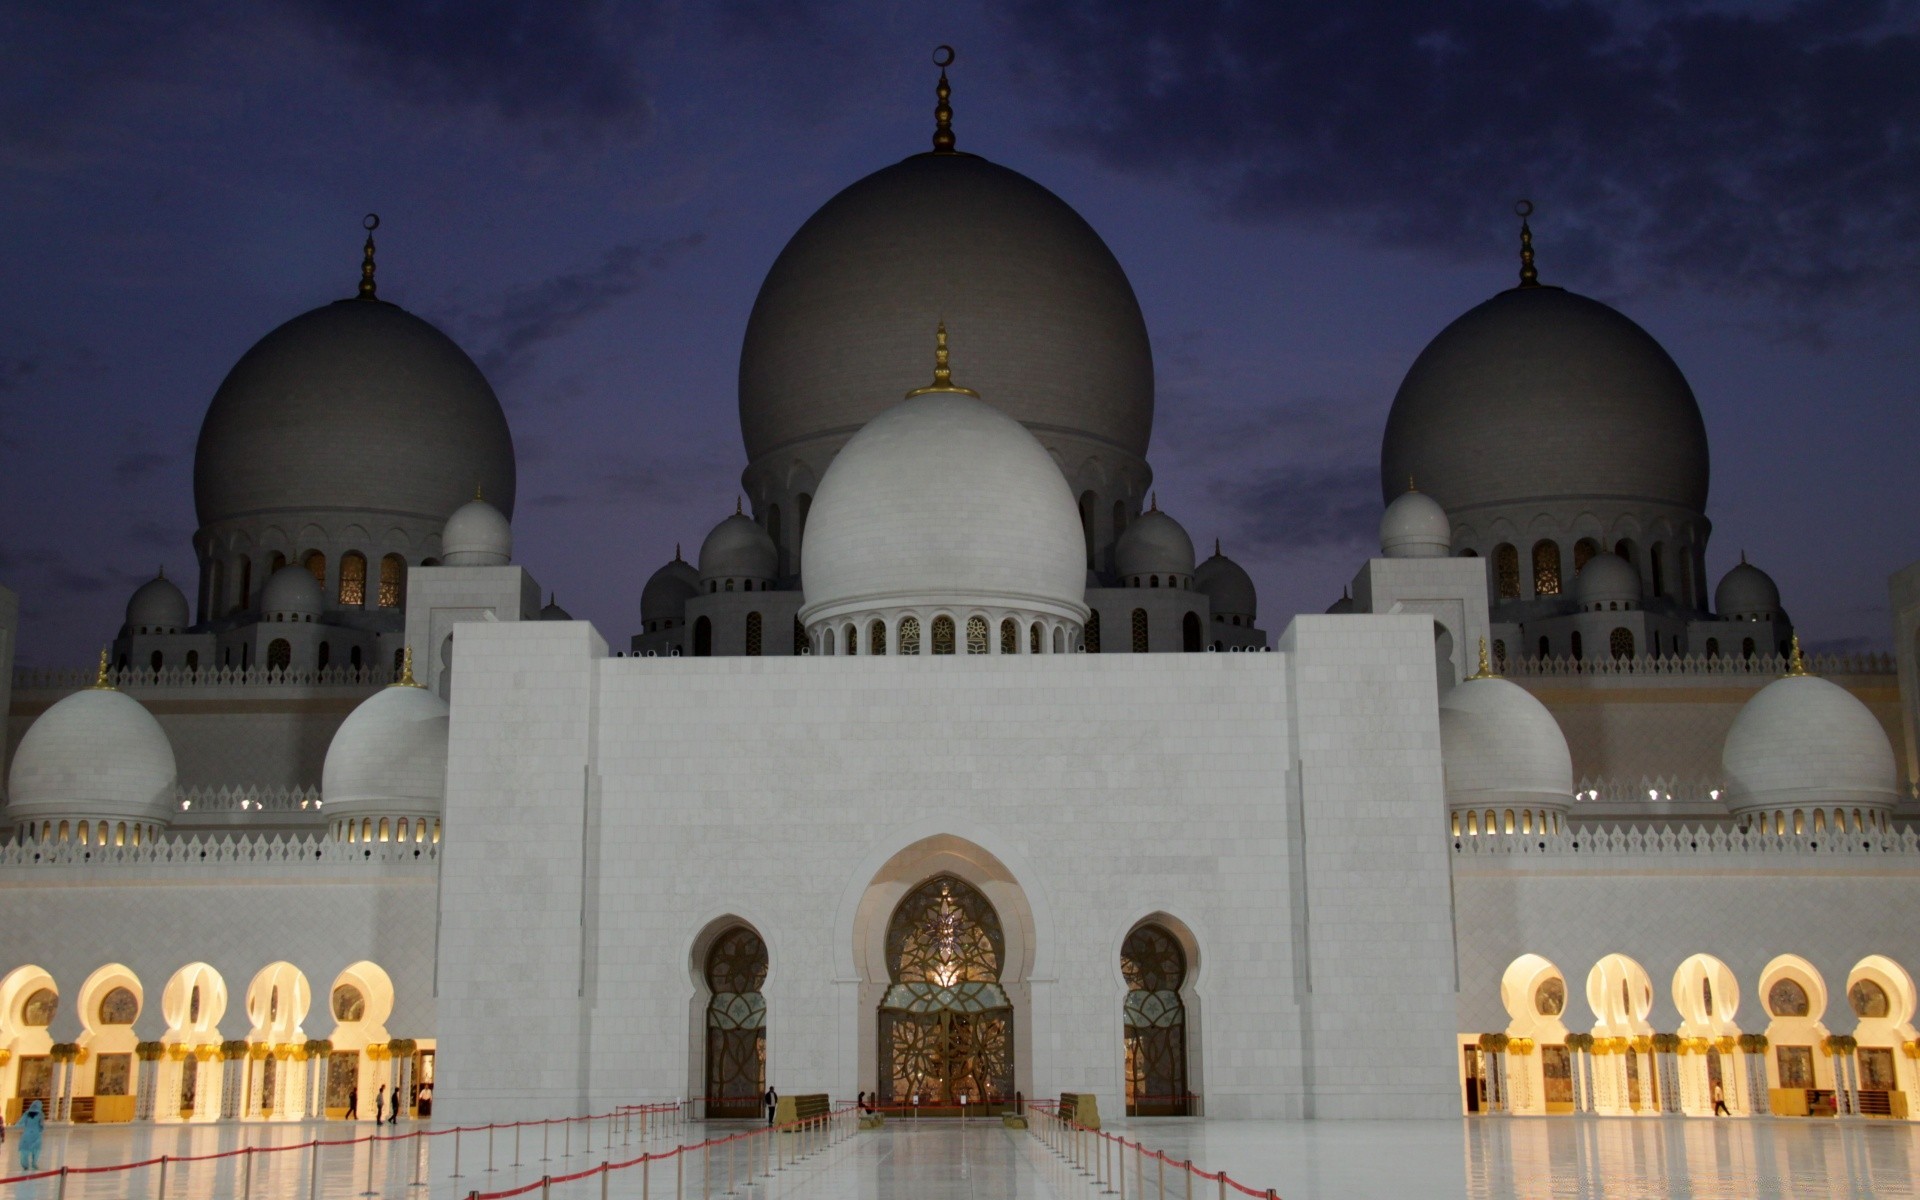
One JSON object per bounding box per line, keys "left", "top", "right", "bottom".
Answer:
{"left": 877, "top": 875, "right": 1015, "bottom": 1114}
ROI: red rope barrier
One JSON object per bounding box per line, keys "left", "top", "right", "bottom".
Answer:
{"left": 1030, "top": 1102, "right": 1282, "bottom": 1200}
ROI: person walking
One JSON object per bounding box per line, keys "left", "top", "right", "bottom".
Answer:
{"left": 375, "top": 1084, "right": 387, "bottom": 1124}
{"left": 1712, "top": 1082, "right": 1730, "bottom": 1115}
{"left": 390, "top": 1086, "right": 401, "bottom": 1125}
{"left": 344, "top": 1086, "right": 359, "bottom": 1121}
{"left": 764, "top": 1086, "right": 778, "bottom": 1127}
{"left": 16, "top": 1101, "right": 43, "bottom": 1171}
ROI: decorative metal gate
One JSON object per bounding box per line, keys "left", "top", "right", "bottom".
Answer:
{"left": 704, "top": 927, "right": 768, "bottom": 1118}
{"left": 878, "top": 876, "right": 1014, "bottom": 1110}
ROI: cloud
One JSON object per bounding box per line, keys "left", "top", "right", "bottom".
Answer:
{"left": 0, "top": 356, "right": 38, "bottom": 393}
{"left": 1013, "top": 0, "right": 1920, "bottom": 307}
{"left": 114, "top": 450, "right": 172, "bottom": 485}
{"left": 470, "top": 232, "right": 706, "bottom": 383}
{"left": 1211, "top": 462, "right": 1379, "bottom": 552}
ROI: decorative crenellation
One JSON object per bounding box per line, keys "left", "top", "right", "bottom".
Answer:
{"left": 12, "top": 664, "right": 395, "bottom": 691}
{"left": 0, "top": 833, "right": 437, "bottom": 870}
{"left": 1499, "top": 650, "right": 1894, "bottom": 678}
{"left": 1454, "top": 822, "right": 1920, "bottom": 859}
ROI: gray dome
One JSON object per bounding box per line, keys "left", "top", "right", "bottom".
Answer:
{"left": 1438, "top": 675, "right": 1574, "bottom": 812}
{"left": 126, "top": 571, "right": 189, "bottom": 632}
{"left": 322, "top": 680, "right": 448, "bottom": 818}
{"left": 441, "top": 497, "right": 511, "bottom": 566}
{"left": 1380, "top": 488, "right": 1451, "bottom": 558}
{"left": 540, "top": 595, "right": 572, "bottom": 620}
{"left": 1195, "top": 546, "right": 1257, "bottom": 618}
{"left": 260, "top": 564, "right": 324, "bottom": 618}
{"left": 699, "top": 513, "right": 778, "bottom": 584}
{"left": 1574, "top": 552, "right": 1641, "bottom": 609}
{"left": 1115, "top": 508, "right": 1195, "bottom": 580}
{"left": 1716, "top": 558, "right": 1782, "bottom": 619}
{"left": 7, "top": 687, "right": 177, "bottom": 826}
{"left": 1722, "top": 673, "right": 1898, "bottom": 813}
{"left": 195, "top": 299, "right": 515, "bottom": 528}
{"left": 1325, "top": 592, "right": 1356, "bottom": 615}
{"left": 641, "top": 555, "right": 700, "bottom": 624}
{"left": 1381, "top": 287, "right": 1709, "bottom": 515}
{"left": 739, "top": 153, "right": 1153, "bottom": 463}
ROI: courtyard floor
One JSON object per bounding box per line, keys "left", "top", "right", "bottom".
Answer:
{"left": 0, "top": 1113, "right": 1917, "bottom": 1199}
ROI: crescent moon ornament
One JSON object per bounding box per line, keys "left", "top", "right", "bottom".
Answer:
{"left": 933, "top": 45, "right": 955, "bottom": 67}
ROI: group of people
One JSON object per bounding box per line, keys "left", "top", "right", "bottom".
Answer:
{"left": 341, "top": 1083, "right": 405, "bottom": 1124}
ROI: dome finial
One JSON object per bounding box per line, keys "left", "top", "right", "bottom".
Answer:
{"left": 1740, "top": 548, "right": 1747, "bottom": 565}
{"left": 92, "top": 647, "right": 114, "bottom": 691}
{"left": 394, "top": 644, "right": 422, "bottom": 688}
{"left": 474, "top": 482, "right": 484, "bottom": 503}
{"left": 1515, "top": 200, "right": 1539, "bottom": 288}
{"left": 907, "top": 323, "right": 980, "bottom": 397}
{"left": 931, "top": 45, "right": 957, "bottom": 153}
{"left": 1407, "top": 474, "right": 1417, "bottom": 492}
{"left": 1214, "top": 537, "right": 1221, "bottom": 556}
{"left": 735, "top": 495, "right": 743, "bottom": 516}
{"left": 1784, "top": 633, "right": 1810, "bottom": 677}
{"left": 357, "top": 213, "right": 381, "bottom": 300}
{"left": 1150, "top": 492, "right": 1158, "bottom": 512}
{"left": 1469, "top": 637, "right": 1496, "bottom": 680}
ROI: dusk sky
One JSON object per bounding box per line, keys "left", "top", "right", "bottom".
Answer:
{"left": 3, "top": 1, "right": 1917, "bottom": 666}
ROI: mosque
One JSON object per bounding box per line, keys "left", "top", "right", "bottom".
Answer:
{"left": 3, "top": 60, "right": 1920, "bottom": 1134}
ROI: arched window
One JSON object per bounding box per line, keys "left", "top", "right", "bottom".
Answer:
{"left": 870, "top": 620, "right": 887, "bottom": 655}
{"left": 1150, "top": 575, "right": 1159, "bottom": 588}
{"left": 1131, "top": 609, "right": 1149, "bottom": 653}
{"left": 98, "top": 987, "right": 138, "bottom": 1025}
{"left": 268, "top": 639, "right": 291, "bottom": 671}
{"left": 349, "top": 646, "right": 362, "bottom": 669}
{"left": 823, "top": 627, "right": 836, "bottom": 655}
{"left": 1030, "top": 622, "right": 1042, "bottom": 654}
{"left": 932, "top": 615, "right": 956, "bottom": 655}
{"left": 1742, "top": 637, "right": 1756, "bottom": 660}
{"left": 878, "top": 876, "right": 1012, "bottom": 1109}
{"left": 767, "top": 504, "right": 783, "bottom": 576}
{"left": 704, "top": 927, "right": 768, "bottom": 1118}
{"left": 1573, "top": 538, "right": 1598, "bottom": 573}
{"left": 744, "top": 612, "right": 763, "bottom": 656}
{"left": 186, "top": 649, "right": 199, "bottom": 672}
{"left": 1492, "top": 639, "right": 1508, "bottom": 669}
{"left": 693, "top": 617, "right": 712, "bottom": 657}
{"left": 150, "top": 650, "right": 164, "bottom": 671}
{"left": 392, "top": 646, "right": 404, "bottom": 673}
{"left": 1123, "top": 923, "right": 1190, "bottom": 1116}
{"left": 268, "top": 551, "right": 287, "bottom": 576}
{"left": 1532, "top": 541, "right": 1561, "bottom": 596}
{"left": 1570, "top": 631, "right": 1583, "bottom": 661}
{"left": 899, "top": 616, "right": 921, "bottom": 655}
{"left": 1537, "top": 635, "right": 1550, "bottom": 658}
{"left": 339, "top": 552, "right": 366, "bottom": 606}
{"left": 1182, "top": 612, "right": 1202, "bottom": 652}
{"left": 378, "top": 555, "right": 405, "bottom": 608}
{"left": 1614, "top": 539, "right": 1635, "bottom": 566}
{"left": 1085, "top": 611, "right": 1101, "bottom": 653}
{"left": 317, "top": 641, "right": 331, "bottom": 670}
{"left": 966, "top": 616, "right": 989, "bottom": 654}
{"left": 303, "top": 550, "right": 326, "bottom": 586}
{"left": 1495, "top": 544, "right": 1520, "bottom": 600}
{"left": 1053, "top": 627, "right": 1065, "bottom": 653}
{"left": 1610, "top": 628, "right": 1633, "bottom": 659}
{"left": 1079, "top": 492, "right": 1096, "bottom": 568}
{"left": 235, "top": 556, "right": 253, "bottom": 614}
{"left": 209, "top": 559, "right": 224, "bottom": 620}
{"left": 1000, "top": 618, "right": 1018, "bottom": 655}
{"left": 842, "top": 623, "right": 856, "bottom": 654}
{"left": 1649, "top": 543, "right": 1666, "bottom": 597}
{"left": 1706, "top": 637, "right": 1719, "bottom": 658}
{"left": 724, "top": 578, "right": 734, "bottom": 592}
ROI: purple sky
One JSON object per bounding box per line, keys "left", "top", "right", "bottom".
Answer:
{"left": 3, "top": 1, "right": 1917, "bottom": 666}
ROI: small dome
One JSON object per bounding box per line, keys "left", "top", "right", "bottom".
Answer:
{"left": 1438, "top": 674, "right": 1575, "bottom": 811}
{"left": 321, "top": 681, "right": 449, "bottom": 817}
{"left": 441, "top": 497, "right": 511, "bottom": 566}
{"left": 800, "top": 390, "right": 1087, "bottom": 626}
{"left": 641, "top": 555, "right": 700, "bottom": 625}
{"left": 1195, "top": 545, "right": 1256, "bottom": 618}
{"left": 1379, "top": 488, "right": 1451, "bottom": 558}
{"left": 699, "top": 512, "right": 778, "bottom": 584}
{"left": 125, "top": 571, "right": 189, "bottom": 632}
{"left": 1722, "top": 671, "right": 1898, "bottom": 814}
{"left": 1325, "top": 592, "right": 1356, "bottom": 615}
{"left": 7, "top": 686, "right": 178, "bottom": 825}
{"left": 1716, "top": 558, "right": 1782, "bottom": 619}
{"left": 1573, "top": 552, "right": 1641, "bottom": 609}
{"left": 260, "top": 565, "right": 324, "bottom": 618}
{"left": 540, "top": 595, "right": 572, "bottom": 621}
{"left": 1115, "top": 508, "right": 1196, "bottom": 580}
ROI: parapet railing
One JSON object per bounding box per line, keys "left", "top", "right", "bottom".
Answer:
{"left": 0, "top": 1101, "right": 686, "bottom": 1197}
{"left": 1455, "top": 824, "right": 1920, "bottom": 859}
{"left": 1569, "top": 777, "right": 1723, "bottom": 806}
{"left": 1499, "top": 650, "right": 1893, "bottom": 679}
{"left": 0, "top": 833, "right": 437, "bottom": 869}
{"left": 12, "top": 664, "right": 394, "bottom": 691}
{"left": 176, "top": 785, "right": 326, "bottom": 815}
{"left": 1031, "top": 1101, "right": 1281, "bottom": 1199}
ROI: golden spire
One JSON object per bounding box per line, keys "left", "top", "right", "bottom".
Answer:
{"left": 394, "top": 645, "right": 422, "bottom": 688}
{"left": 91, "top": 647, "right": 115, "bottom": 690}
{"left": 931, "top": 45, "right": 956, "bottom": 153}
{"left": 474, "top": 483, "right": 484, "bottom": 503}
{"left": 357, "top": 214, "right": 380, "bottom": 300}
{"left": 1408, "top": 475, "right": 1417, "bottom": 492}
{"left": 1515, "top": 200, "right": 1539, "bottom": 288}
{"left": 1150, "top": 492, "right": 1158, "bottom": 512}
{"left": 735, "top": 495, "right": 743, "bottom": 516}
{"left": 906, "top": 323, "right": 979, "bottom": 397}
{"left": 1469, "top": 637, "right": 1496, "bottom": 680}
{"left": 1784, "top": 633, "right": 1810, "bottom": 677}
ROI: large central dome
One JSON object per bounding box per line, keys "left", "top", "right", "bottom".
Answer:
{"left": 739, "top": 153, "right": 1154, "bottom": 462}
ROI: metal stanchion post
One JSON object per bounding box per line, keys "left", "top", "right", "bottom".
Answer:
{"left": 453, "top": 1128, "right": 463, "bottom": 1179}
{"left": 413, "top": 1132, "right": 426, "bottom": 1189}
{"left": 728, "top": 1136, "right": 735, "bottom": 1195}
{"left": 488, "top": 1123, "right": 496, "bottom": 1172}
{"left": 602, "top": 1161, "right": 611, "bottom": 1200}
{"left": 543, "top": 1119, "right": 550, "bottom": 1162}
{"left": 677, "top": 1145, "right": 685, "bottom": 1200}
{"left": 1158, "top": 1152, "right": 1166, "bottom": 1199}
{"left": 565, "top": 1116, "right": 572, "bottom": 1159}
{"left": 55, "top": 1167, "right": 68, "bottom": 1200}
{"left": 159, "top": 1154, "right": 170, "bottom": 1200}
{"left": 1185, "top": 1160, "right": 1194, "bottom": 1200}
{"left": 364, "top": 1135, "right": 379, "bottom": 1197}
{"left": 702, "top": 1143, "right": 711, "bottom": 1200}
{"left": 309, "top": 1142, "right": 320, "bottom": 1200}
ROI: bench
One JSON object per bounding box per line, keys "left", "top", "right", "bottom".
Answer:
{"left": 1058, "top": 1092, "right": 1102, "bottom": 1130}
{"left": 772, "top": 1093, "right": 831, "bottom": 1127}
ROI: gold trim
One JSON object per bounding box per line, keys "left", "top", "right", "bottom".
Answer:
{"left": 931, "top": 46, "right": 956, "bottom": 153}
{"left": 357, "top": 213, "right": 380, "bottom": 300}
{"left": 905, "top": 324, "right": 980, "bottom": 398}
{"left": 91, "top": 648, "right": 114, "bottom": 691}
{"left": 1468, "top": 638, "right": 1496, "bottom": 680}
{"left": 1783, "top": 633, "right": 1810, "bottom": 677}
{"left": 1515, "top": 200, "right": 1539, "bottom": 288}
{"left": 393, "top": 645, "right": 423, "bottom": 689}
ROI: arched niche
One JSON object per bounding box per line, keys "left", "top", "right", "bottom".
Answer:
{"left": 157, "top": 963, "right": 227, "bottom": 1123}
{"left": 76, "top": 965, "right": 143, "bottom": 1119}
{"left": 685, "top": 916, "right": 769, "bottom": 1119}
{"left": 1845, "top": 955, "right": 1918, "bottom": 1103}
{"left": 322, "top": 962, "right": 393, "bottom": 1122}
{"left": 243, "top": 962, "right": 312, "bottom": 1120}
{"left": 848, "top": 834, "right": 1036, "bottom": 1107}
{"left": 1500, "top": 954, "right": 1573, "bottom": 1115}
{"left": 1585, "top": 954, "right": 1654, "bottom": 1036}
{"left": 1119, "top": 913, "right": 1203, "bottom": 1116}
{"left": 0, "top": 966, "right": 59, "bottom": 1119}
{"left": 245, "top": 962, "right": 312, "bottom": 1044}
{"left": 1671, "top": 954, "right": 1740, "bottom": 1036}
{"left": 1757, "top": 954, "right": 1833, "bottom": 1097}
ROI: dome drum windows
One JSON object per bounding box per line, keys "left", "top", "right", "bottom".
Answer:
{"left": 932, "top": 615, "right": 956, "bottom": 655}
{"left": 1495, "top": 544, "right": 1521, "bottom": 600}
{"left": 1532, "top": 541, "right": 1562, "bottom": 597}
{"left": 338, "top": 552, "right": 367, "bottom": 607}
{"left": 378, "top": 555, "right": 405, "bottom": 609}
{"left": 966, "top": 616, "right": 989, "bottom": 655}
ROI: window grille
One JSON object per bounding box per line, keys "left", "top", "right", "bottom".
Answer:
{"left": 745, "top": 612, "right": 763, "bottom": 656}
{"left": 932, "top": 615, "right": 956, "bottom": 654}
{"left": 965, "top": 615, "right": 988, "bottom": 654}
{"left": 1085, "top": 611, "right": 1100, "bottom": 653}
{"left": 1532, "top": 541, "right": 1561, "bottom": 596}
{"left": 1131, "top": 609, "right": 1149, "bottom": 653}
{"left": 899, "top": 616, "right": 920, "bottom": 655}
{"left": 1610, "top": 627, "right": 1633, "bottom": 659}
{"left": 1001, "top": 618, "right": 1018, "bottom": 655}
{"left": 379, "top": 554, "right": 405, "bottom": 608}
{"left": 339, "top": 552, "right": 366, "bottom": 606}
{"left": 870, "top": 620, "right": 887, "bottom": 655}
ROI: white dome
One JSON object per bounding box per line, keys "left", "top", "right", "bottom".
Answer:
{"left": 800, "top": 390, "right": 1088, "bottom": 628}
{"left": 1716, "top": 558, "right": 1782, "bottom": 619}
{"left": 125, "top": 571, "right": 189, "bottom": 632}
{"left": 641, "top": 555, "right": 700, "bottom": 625}
{"left": 441, "top": 497, "right": 511, "bottom": 566}
{"left": 1438, "top": 674, "right": 1575, "bottom": 812}
{"left": 1380, "top": 488, "right": 1451, "bottom": 558}
{"left": 1195, "top": 546, "right": 1257, "bottom": 618}
{"left": 321, "top": 681, "right": 449, "bottom": 817}
{"left": 7, "top": 686, "right": 177, "bottom": 826}
{"left": 1115, "top": 508, "right": 1195, "bottom": 580}
{"left": 260, "top": 565, "right": 324, "bottom": 618}
{"left": 1722, "top": 672, "right": 1898, "bottom": 814}
{"left": 1574, "top": 552, "right": 1641, "bottom": 609}
{"left": 699, "top": 513, "right": 778, "bottom": 584}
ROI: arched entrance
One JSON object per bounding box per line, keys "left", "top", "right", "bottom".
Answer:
{"left": 701, "top": 925, "right": 768, "bottom": 1118}
{"left": 877, "top": 875, "right": 1014, "bottom": 1114}
{"left": 1122, "top": 923, "right": 1190, "bottom": 1115}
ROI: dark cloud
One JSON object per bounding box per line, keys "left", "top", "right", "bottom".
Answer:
{"left": 0, "top": 356, "right": 38, "bottom": 392}
{"left": 1013, "top": 0, "right": 1920, "bottom": 306}
{"left": 114, "top": 450, "right": 171, "bottom": 485}
{"left": 289, "top": 0, "right": 659, "bottom": 135}
{"left": 1211, "top": 462, "right": 1379, "bottom": 552}
{"left": 470, "top": 232, "right": 706, "bottom": 383}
